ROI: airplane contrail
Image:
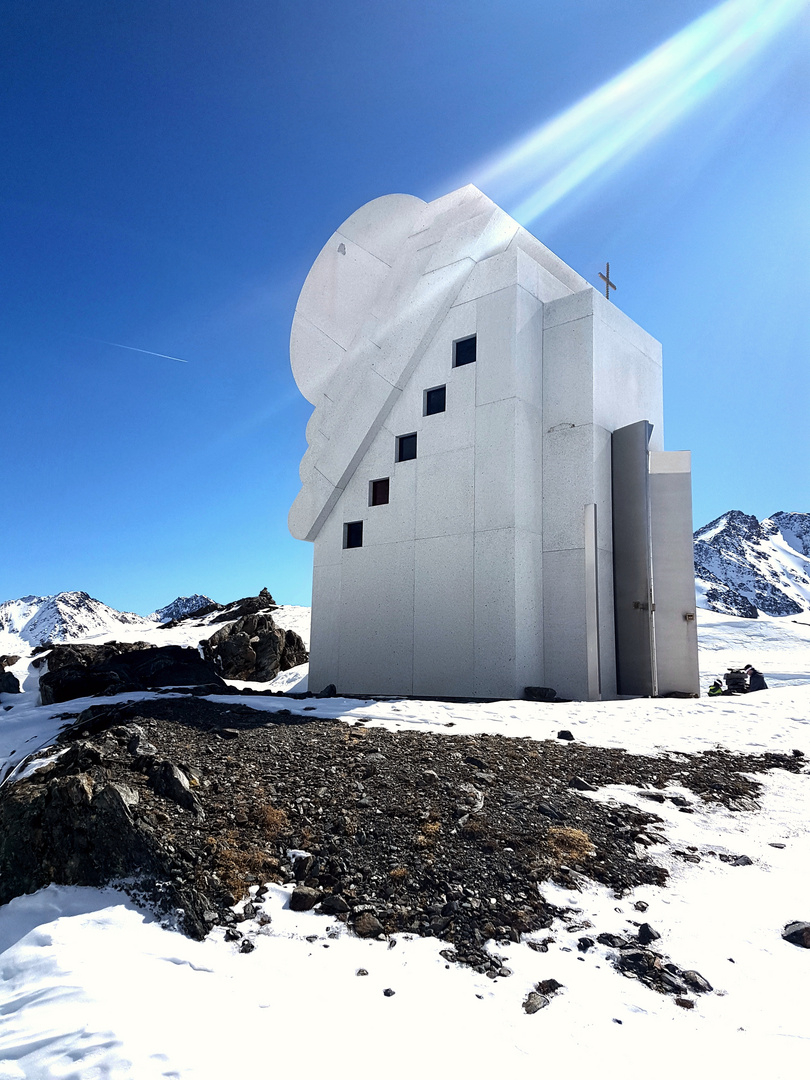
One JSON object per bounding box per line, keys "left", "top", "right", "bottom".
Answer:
{"left": 95, "top": 338, "right": 189, "bottom": 363}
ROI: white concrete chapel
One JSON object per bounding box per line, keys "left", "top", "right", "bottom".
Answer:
{"left": 289, "top": 185, "right": 699, "bottom": 700}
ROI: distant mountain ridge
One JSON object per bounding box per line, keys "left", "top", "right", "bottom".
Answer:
{"left": 0, "top": 592, "right": 153, "bottom": 650}
{"left": 150, "top": 595, "right": 215, "bottom": 624}
{"left": 0, "top": 591, "right": 213, "bottom": 651}
{"left": 694, "top": 510, "right": 810, "bottom": 619}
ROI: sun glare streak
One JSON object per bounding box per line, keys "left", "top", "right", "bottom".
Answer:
{"left": 469, "top": 0, "right": 807, "bottom": 225}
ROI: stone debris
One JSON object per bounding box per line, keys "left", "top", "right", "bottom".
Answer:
{"left": 782, "top": 921, "right": 810, "bottom": 949}
{"left": 522, "top": 992, "right": 550, "bottom": 1014}
{"left": 0, "top": 693, "right": 801, "bottom": 986}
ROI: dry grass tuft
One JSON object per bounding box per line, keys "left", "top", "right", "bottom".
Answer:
{"left": 258, "top": 804, "right": 289, "bottom": 840}
{"left": 546, "top": 826, "right": 595, "bottom": 863}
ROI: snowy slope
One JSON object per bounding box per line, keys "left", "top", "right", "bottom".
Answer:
{"left": 694, "top": 510, "right": 810, "bottom": 618}
{"left": 0, "top": 610, "right": 808, "bottom": 1079}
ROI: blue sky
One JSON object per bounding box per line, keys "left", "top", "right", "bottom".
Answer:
{"left": 2, "top": 0, "right": 808, "bottom": 613}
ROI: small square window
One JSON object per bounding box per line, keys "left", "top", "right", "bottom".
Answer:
{"left": 424, "top": 385, "right": 446, "bottom": 416}
{"left": 453, "top": 334, "right": 476, "bottom": 367}
{"left": 369, "top": 477, "right": 390, "bottom": 506}
{"left": 343, "top": 521, "right": 363, "bottom": 548}
{"left": 397, "top": 432, "right": 417, "bottom": 462}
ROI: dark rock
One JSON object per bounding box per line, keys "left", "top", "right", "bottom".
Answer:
{"left": 577, "top": 936, "right": 594, "bottom": 952}
{"left": 537, "top": 801, "right": 564, "bottom": 820}
{"left": 535, "top": 978, "right": 563, "bottom": 996}
{"left": 0, "top": 660, "right": 21, "bottom": 694}
{"left": 239, "top": 939, "right": 255, "bottom": 953}
{"left": 293, "top": 855, "right": 315, "bottom": 880}
{"left": 596, "top": 933, "right": 626, "bottom": 948}
{"left": 660, "top": 971, "right": 688, "bottom": 994}
{"left": 523, "top": 992, "right": 549, "bottom": 1013}
{"left": 289, "top": 886, "right": 322, "bottom": 911}
{"left": 682, "top": 969, "right": 713, "bottom": 992}
{"left": 637, "top": 923, "right": 660, "bottom": 945}
{"left": 557, "top": 730, "right": 575, "bottom": 741}
{"left": 354, "top": 912, "right": 385, "bottom": 938}
{"left": 524, "top": 687, "right": 557, "bottom": 702}
{"left": 0, "top": 755, "right": 217, "bottom": 939}
{"left": 39, "top": 642, "right": 227, "bottom": 705}
{"left": 148, "top": 760, "right": 203, "bottom": 815}
{"left": 316, "top": 683, "right": 337, "bottom": 698}
{"left": 208, "top": 588, "right": 276, "bottom": 624}
{"left": 782, "top": 921, "right": 810, "bottom": 948}
{"left": 568, "top": 776, "right": 598, "bottom": 792}
{"left": 731, "top": 855, "right": 753, "bottom": 866}
{"left": 320, "top": 893, "right": 350, "bottom": 915}
{"left": 356, "top": 968, "right": 369, "bottom": 976}
{"left": 201, "top": 607, "right": 307, "bottom": 683}
{"left": 383, "top": 988, "right": 395, "bottom": 997}
{"left": 225, "top": 927, "right": 243, "bottom": 942}
{"left": 675, "top": 997, "right": 695, "bottom": 1009}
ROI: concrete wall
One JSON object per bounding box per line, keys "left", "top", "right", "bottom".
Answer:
{"left": 296, "top": 185, "right": 692, "bottom": 700}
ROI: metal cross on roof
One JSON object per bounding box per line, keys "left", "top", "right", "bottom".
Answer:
{"left": 599, "top": 262, "right": 617, "bottom": 300}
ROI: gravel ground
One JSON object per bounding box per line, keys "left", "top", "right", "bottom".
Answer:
{"left": 0, "top": 695, "right": 803, "bottom": 976}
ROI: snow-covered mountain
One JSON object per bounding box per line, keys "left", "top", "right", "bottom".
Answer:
{"left": 150, "top": 594, "right": 215, "bottom": 624}
{"left": 0, "top": 592, "right": 153, "bottom": 651}
{"left": 694, "top": 510, "right": 810, "bottom": 618}
{"left": 0, "top": 589, "right": 310, "bottom": 660}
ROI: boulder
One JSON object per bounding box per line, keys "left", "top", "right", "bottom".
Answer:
{"left": 523, "top": 992, "right": 549, "bottom": 1014}
{"left": 289, "top": 885, "right": 322, "bottom": 911}
{"left": 0, "top": 655, "right": 21, "bottom": 694}
{"left": 0, "top": 669, "right": 21, "bottom": 694}
{"left": 354, "top": 911, "right": 385, "bottom": 938}
{"left": 782, "top": 921, "right": 810, "bottom": 948}
{"left": 202, "top": 611, "right": 307, "bottom": 683}
{"left": 39, "top": 643, "right": 227, "bottom": 704}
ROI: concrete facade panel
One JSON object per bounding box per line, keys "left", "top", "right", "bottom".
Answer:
{"left": 473, "top": 528, "right": 518, "bottom": 698}
{"left": 514, "top": 530, "right": 544, "bottom": 689}
{"left": 415, "top": 449, "right": 475, "bottom": 539}
{"left": 476, "top": 287, "right": 518, "bottom": 406}
{"left": 413, "top": 534, "right": 475, "bottom": 696}
{"left": 542, "top": 547, "right": 589, "bottom": 701}
{"left": 474, "top": 399, "right": 516, "bottom": 533}
{"left": 337, "top": 540, "right": 415, "bottom": 696}
{"left": 542, "top": 316, "right": 595, "bottom": 430}
{"left": 542, "top": 424, "right": 597, "bottom": 552}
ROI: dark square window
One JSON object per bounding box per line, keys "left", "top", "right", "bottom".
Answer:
{"left": 369, "top": 477, "right": 390, "bottom": 506}
{"left": 453, "top": 334, "right": 476, "bottom": 367}
{"left": 343, "top": 521, "right": 363, "bottom": 549}
{"left": 397, "top": 432, "right": 417, "bottom": 462}
{"left": 424, "top": 385, "right": 446, "bottom": 416}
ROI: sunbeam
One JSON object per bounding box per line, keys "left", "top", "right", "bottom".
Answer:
{"left": 467, "top": 0, "right": 807, "bottom": 225}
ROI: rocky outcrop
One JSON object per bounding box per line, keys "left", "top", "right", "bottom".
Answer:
{"left": 38, "top": 642, "right": 226, "bottom": 704}
{"left": 202, "top": 600, "right": 307, "bottom": 682}
{"left": 0, "top": 721, "right": 233, "bottom": 938}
